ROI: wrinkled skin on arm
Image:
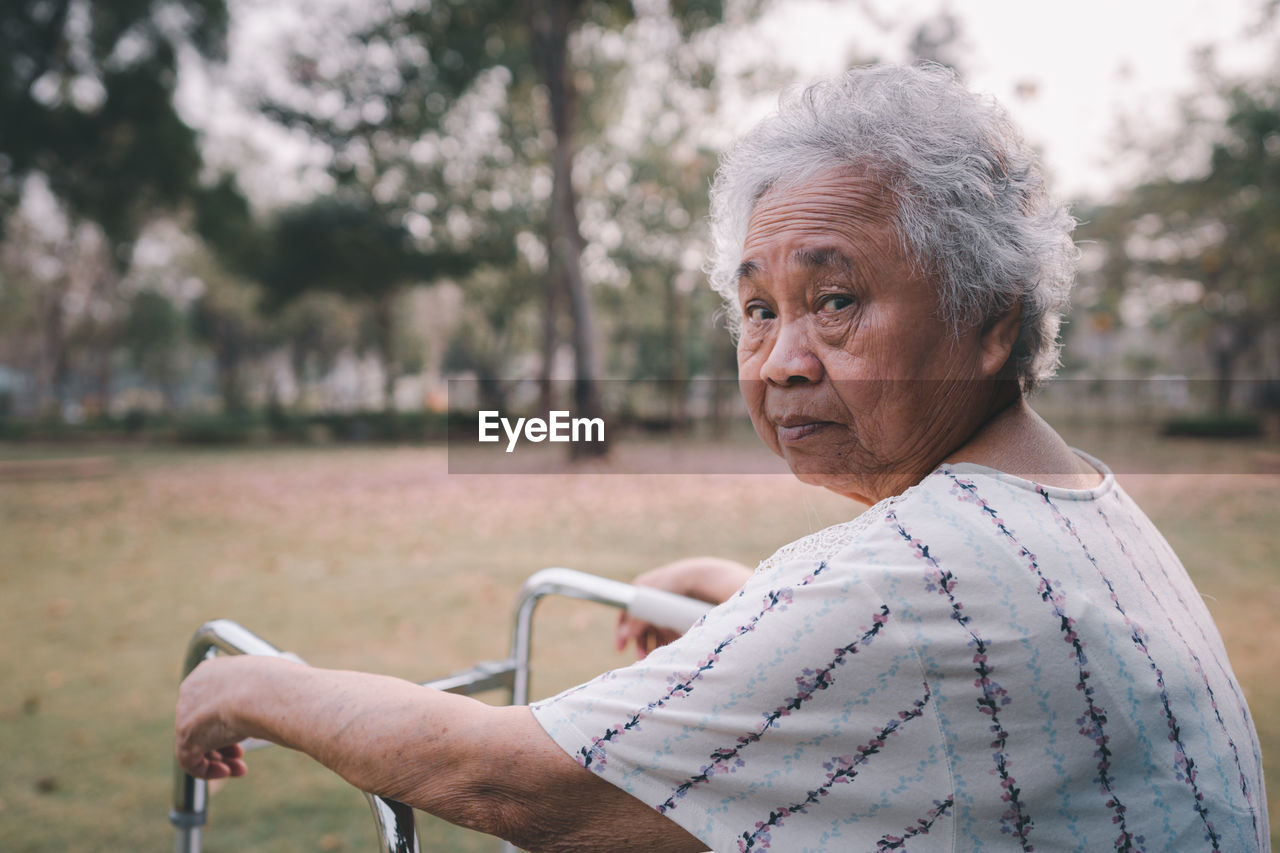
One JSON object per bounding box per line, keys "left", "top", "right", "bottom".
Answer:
{"left": 175, "top": 656, "right": 706, "bottom": 852}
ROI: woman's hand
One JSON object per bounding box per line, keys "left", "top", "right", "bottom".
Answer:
{"left": 174, "top": 656, "right": 265, "bottom": 780}
{"left": 615, "top": 557, "right": 753, "bottom": 659}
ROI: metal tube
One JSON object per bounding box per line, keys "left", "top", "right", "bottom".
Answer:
{"left": 421, "top": 659, "right": 517, "bottom": 696}
{"left": 170, "top": 619, "right": 420, "bottom": 853}
{"left": 367, "top": 794, "right": 421, "bottom": 853}
{"left": 509, "top": 568, "right": 640, "bottom": 703}
{"left": 504, "top": 569, "right": 638, "bottom": 851}
{"left": 509, "top": 567, "right": 710, "bottom": 704}
{"left": 501, "top": 569, "right": 708, "bottom": 853}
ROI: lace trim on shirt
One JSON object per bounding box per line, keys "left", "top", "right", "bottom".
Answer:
{"left": 754, "top": 484, "right": 920, "bottom": 573}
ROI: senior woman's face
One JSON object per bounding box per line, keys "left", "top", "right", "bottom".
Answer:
{"left": 735, "top": 169, "right": 996, "bottom": 503}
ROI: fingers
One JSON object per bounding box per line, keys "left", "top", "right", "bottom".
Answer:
{"left": 615, "top": 612, "right": 681, "bottom": 660}
{"left": 615, "top": 616, "right": 657, "bottom": 658}
{"left": 615, "top": 612, "right": 647, "bottom": 656}
{"left": 177, "top": 737, "right": 248, "bottom": 778}
{"left": 619, "top": 559, "right": 745, "bottom": 659}
{"left": 181, "top": 746, "right": 248, "bottom": 780}
{"left": 615, "top": 613, "right": 641, "bottom": 656}
{"left": 221, "top": 746, "right": 249, "bottom": 778}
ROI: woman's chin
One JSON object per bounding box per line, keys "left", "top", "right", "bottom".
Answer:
{"left": 784, "top": 464, "right": 874, "bottom": 504}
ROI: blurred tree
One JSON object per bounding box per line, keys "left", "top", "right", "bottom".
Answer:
{"left": 275, "top": 291, "right": 362, "bottom": 411}
{"left": 194, "top": 172, "right": 269, "bottom": 281}
{"left": 189, "top": 257, "right": 267, "bottom": 415}
{"left": 252, "top": 0, "right": 754, "bottom": 454}
{"left": 0, "top": 0, "right": 227, "bottom": 244}
{"left": 443, "top": 265, "right": 541, "bottom": 413}
{"left": 0, "top": 202, "right": 115, "bottom": 416}
{"left": 526, "top": 0, "right": 625, "bottom": 454}
{"left": 526, "top": 0, "right": 759, "bottom": 455}
{"left": 1076, "top": 74, "right": 1280, "bottom": 412}
{"left": 576, "top": 25, "right": 729, "bottom": 428}
{"left": 121, "top": 289, "right": 185, "bottom": 407}
{"left": 261, "top": 197, "right": 479, "bottom": 409}
{"left": 0, "top": 0, "right": 230, "bottom": 411}
{"left": 249, "top": 0, "right": 537, "bottom": 410}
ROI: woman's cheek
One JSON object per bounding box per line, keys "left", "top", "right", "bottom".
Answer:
{"left": 814, "top": 307, "right": 862, "bottom": 350}
{"left": 736, "top": 331, "right": 767, "bottom": 371}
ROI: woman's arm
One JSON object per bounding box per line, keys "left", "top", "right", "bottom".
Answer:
{"left": 175, "top": 655, "right": 705, "bottom": 852}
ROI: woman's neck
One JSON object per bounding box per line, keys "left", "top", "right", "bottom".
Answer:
{"left": 945, "top": 398, "right": 1102, "bottom": 490}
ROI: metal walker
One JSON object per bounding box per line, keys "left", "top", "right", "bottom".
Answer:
{"left": 170, "top": 567, "right": 711, "bottom": 853}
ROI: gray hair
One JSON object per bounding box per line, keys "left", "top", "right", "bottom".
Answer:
{"left": 707, "top": 63, "right": 1077, "bottom": 391}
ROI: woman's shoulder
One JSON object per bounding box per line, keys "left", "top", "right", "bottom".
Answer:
{"left": 752, "top": 474, "right": 948, "bottom": 577}
{"left": 755, "top": 453, "right": 1120, "bottom": 580}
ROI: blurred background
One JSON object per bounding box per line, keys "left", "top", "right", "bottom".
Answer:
{"left": 1, "top": 0, "right": 1277, "bottom": 850}
{"left": 2, "top": 0, "right": 1278, "bottom": 439}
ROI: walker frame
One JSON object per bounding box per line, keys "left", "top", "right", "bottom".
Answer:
{"left": 169, "top": 568, "right": 710, "bottom": 853}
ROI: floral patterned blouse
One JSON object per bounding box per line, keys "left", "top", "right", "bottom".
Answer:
{"left": 531, "top": 455, "right": 1268, "bottom": 852}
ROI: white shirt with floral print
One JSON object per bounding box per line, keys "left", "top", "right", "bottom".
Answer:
{"left": 532, "top": 455, "right": 1268, "bottom": 852}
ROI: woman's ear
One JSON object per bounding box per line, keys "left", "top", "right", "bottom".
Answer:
{"left": 979, "top": 302, "right": 1022, "bottom": 379}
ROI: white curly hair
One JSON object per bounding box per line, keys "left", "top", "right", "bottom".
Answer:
{"left": 707, "top": 63, "right": 1078, "bottom": 391}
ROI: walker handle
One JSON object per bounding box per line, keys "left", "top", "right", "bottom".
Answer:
{"left": 514, "top": 567, "right": 712, "bottom": 636}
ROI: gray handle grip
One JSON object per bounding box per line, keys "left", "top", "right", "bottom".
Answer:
{"left": 627, "top": 586, "right": 712, "bottom": 632}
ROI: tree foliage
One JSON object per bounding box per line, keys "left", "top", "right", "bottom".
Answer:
{"left": 244, "top": 0, "right": 746, "bottom": 446}
{"left": 0, "top": 0, "right": 994, "bottom": 427}
{"left": 0, "top": 0, "right": 233, "bottom": 413}
{"left": 0, "top": 0, "right": 228, "bottom": 255}
{"left": 1075, "top": 72, "right": 1280, "bottom": 411}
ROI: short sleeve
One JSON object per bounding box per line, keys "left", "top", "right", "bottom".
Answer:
{"left": 530, "top": 555, "right": 955, "bottom": 852}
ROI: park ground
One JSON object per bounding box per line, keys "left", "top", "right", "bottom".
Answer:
{"left": 1, "top": 424, "right": 1278, "bottom": 851}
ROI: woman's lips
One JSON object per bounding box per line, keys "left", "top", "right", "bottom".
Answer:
{"left": 774, "top": 419, "right": 834, "bottom": 443}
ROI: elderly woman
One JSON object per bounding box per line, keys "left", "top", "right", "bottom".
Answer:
{"left": 176, "top": 65, "right": 1267, "bottom": 851}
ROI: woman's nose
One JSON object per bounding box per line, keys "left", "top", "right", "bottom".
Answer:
{"left": 759, "top": 322, "right": 823, "bottom": 386}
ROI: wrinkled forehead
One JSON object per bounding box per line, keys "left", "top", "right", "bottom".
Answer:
{"left": 741, "top": 168, "right": 904, "bottom": 256}
{"left": 750, "top": 165, "right": 898, "bottom": 219}
{"left": 751, "top": 160, "right": 900, "bottom": 217}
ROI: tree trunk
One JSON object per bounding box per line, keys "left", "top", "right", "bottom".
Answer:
{"left": 529, "top": 0, "right": 607, "bottom": 458}
{"left": 666, "top": 275, "right": 689, "bottom": 432}
{"left": 538, "top": 252, "right": 562, "bottom": 417}
{"left": 709, "top": 330, "right": 736, "bottom": 440}
{"left": 36, "top": 279, "right": 69, "bottom": 418}
{"left": 216, "top": 337, "right": 245, "bottom": 415}
{"left": 213, "top": 315, "right": 247, "bottom": 416}
{"left": 87, "top": 265, "right": 122, "bottom": 421}
{"left": 376, "top": 291, "right": 399, "bottom": 412}
{"left": 1207, "top": 318, "right": 1253, "bottom": 415}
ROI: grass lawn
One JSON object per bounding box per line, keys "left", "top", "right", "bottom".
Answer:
{"left": 1, "top": 426, "right": 1277, "bottom": 851}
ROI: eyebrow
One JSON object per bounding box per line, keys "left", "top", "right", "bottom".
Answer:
{"left": 735, "top": 248, "right": 852, "bottom": 283}
{"left": 792, "top": 247, "right": 852, "bottom": 272}
{"left": 734, "top": 259, "right": 760, "bottom": 282}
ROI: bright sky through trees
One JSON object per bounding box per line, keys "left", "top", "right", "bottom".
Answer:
{"left": 187, "top": 0, "right": 1277, "bottom": 212}
{"left": 754, "top": 0, "right": 1277, "bottom": 201}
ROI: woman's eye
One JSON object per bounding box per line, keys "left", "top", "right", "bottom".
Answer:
{"left": 818, "top": 294, "right": 854, "bottom": 313}
{"left": 744, "top": 303, "right": 776, "bottom": 322}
